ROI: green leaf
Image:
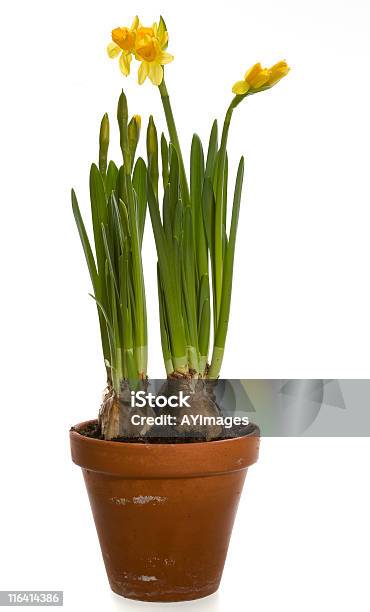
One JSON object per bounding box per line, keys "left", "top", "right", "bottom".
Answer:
{"left": 101, "top": 222, "right": 119, "bottom": 298}
{"left": 117, "top": 165, "right": 128, "bottom": 206}
{"left": 191, "top": 134, "right": 208, "bottom": 283}
{"left": 202, "top": 177, "right": 217, "bottom": 333}
{"left": 90, "top": 163, "right": 108, "bottom": 280}
{"left": 182, "top": 206, "right": 199, "bottom": 368}
{"left": 163, "top": 183, "right": 173, "bottom": 244}
{"left": 71, "top": 189, "right": 98, "bottom": 292}
{"left": 147, "top": 177, "right": 187, "bottom": 363}
{"left": 109, "top": 193, "right": 125, "bottom": 254}
{"left": 125, "top": 171, "right": 147, "bottom": 349}
{"left": 214, "top": 157, "right": 245, "bottom": 352}
{"left": 118, "top": 198, "right": 130, "bottom": 240}
{"left": 157, "top": 265, "right": 174, "bottom": 375}
{"left": 198, "top": 291, "right": 210, "bottom": 367}
{"left": 89, "top": 292, "right": 116, "bottom": 371}
{"left": 168, "top": 144, "right": 180, "bottom": 227}
{"left": 222, "top": 151, "right": 228, "bottom": 232}
{"left": 106, "top": 160, "right": 119, "bottom": 200}
{"left": 161, "top": 133, "right": 169, "bottom": 188}
{"left": 205, "top": 120, "right": 218, "bottom": 179}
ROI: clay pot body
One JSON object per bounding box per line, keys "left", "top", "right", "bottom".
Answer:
{"left": 70, "top": 420, "right": 259, "bottom": 602}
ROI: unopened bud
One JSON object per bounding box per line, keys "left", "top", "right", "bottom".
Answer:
{"left": 128, "top": 114, "right": 141, "bottom": 164}
{"left": 147, "top": 116, "right": 159, "bottom": 197}
{"left": 117, "top": 90, "right": 130, "bottom": 168}
{"left": 99, "top": 113, "right": 109, "bottom": 176}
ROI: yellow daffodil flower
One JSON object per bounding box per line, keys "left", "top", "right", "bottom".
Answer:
{"left": 232, "top": 60, "right": 290, "bottom": 95}
{"left": 107, "top": 16, "right": 139, "bottom": 76}
{"left": 134, "top": 19, "right": 174, "bottom": 86}
{"left": 266, "top": 60, "right": 290, "bottom": 87}
{"left": 232, "top": 63, "right": 270, "bottom": 95}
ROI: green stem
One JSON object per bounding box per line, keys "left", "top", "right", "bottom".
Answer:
{"left": 210, "top": 97, "right": 245, "bottom": 378}
{"left": 158, "top": 79, "right": 191, "bottom": 209}
{"left": 214, "top": 99, "right": 239, "bottom": 324}
{"left": 218, "top": 95, "right": 246, "bottom": 171}
{"left": 208, "top": 346, "right": 224, "bottom": 379}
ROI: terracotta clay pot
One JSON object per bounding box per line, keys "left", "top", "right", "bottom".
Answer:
{"left": 70, "top": 420, "right": 260, "bottom": 602}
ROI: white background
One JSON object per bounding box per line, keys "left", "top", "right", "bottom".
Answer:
{"left": 1, "top": 0, "right": 370, "bottom": 610}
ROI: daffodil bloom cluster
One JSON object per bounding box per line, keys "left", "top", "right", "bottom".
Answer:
{"left": 232, "top": 61, "right": 290, "bottom": 96}
{"left": 107, "top": 16, "right": 173, "bottom": 86}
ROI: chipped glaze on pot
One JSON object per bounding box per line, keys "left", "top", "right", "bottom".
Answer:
{"left": 70, "top": 420, "right": 260, "bottom": 602}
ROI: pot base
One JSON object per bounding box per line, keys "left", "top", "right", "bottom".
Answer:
{"left": 111, "top": 582, "right": 219, "bottom": 603}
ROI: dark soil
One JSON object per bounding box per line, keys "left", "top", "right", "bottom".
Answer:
{"left": 72, "top": 420, "right": 259, "bottom": 443}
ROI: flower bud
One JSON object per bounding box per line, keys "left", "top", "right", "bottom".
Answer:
{"left": 128, "top": 115, "right": 141, "bottom": 164}
{"left": 117, "top": 89, "right": 130, "bottom": 168}
{"left": 147, "top": 116, "right": 159, "bottom": 197}
{"left": 232, "top": 60, "right": 290, "bottom": 97}
{"left": 99, "top": 113, "right": 109, "bottom": 176}
{"left": 266, "top": 61, "right": 290, "bottom": 87}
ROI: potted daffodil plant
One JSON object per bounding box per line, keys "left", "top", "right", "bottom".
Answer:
{"left": 70, "top": 15, "right": 289, "bottom": 602}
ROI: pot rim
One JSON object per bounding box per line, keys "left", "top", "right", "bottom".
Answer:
{"left": 70, "top": 420, "right": 260, "bottom": 478}
{"left": 70, "top": 419, "right": 259, "bottom": 448}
